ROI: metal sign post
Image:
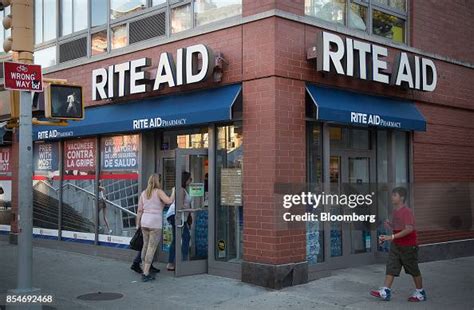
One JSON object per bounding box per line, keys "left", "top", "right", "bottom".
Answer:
{"left": 4, "top": 61, "right": 43, "bottom": 310}
{"left": 17, "top": 90, "right": 34, "bottom": 290}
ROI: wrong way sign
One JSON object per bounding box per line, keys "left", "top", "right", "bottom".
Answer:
{"left": 3, "top": 62, "right": 43, "bottom": 92}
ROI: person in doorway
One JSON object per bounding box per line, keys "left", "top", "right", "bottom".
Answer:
{"left": 98, "top": 182, "right": 112, "bottom": 234}
{"left": 130, "top": 176, "right": 165, "bottom": 275}
{"left": 166, "top": 171, "right": 192, "bottom": 271}
{"left": 136, "top": 174, "right": 175, "bottom": 282}
{"left": 370, "top": 187, "right": 426, "bottom": 302}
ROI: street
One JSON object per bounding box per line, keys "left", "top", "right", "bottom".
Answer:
{"left": 1, "top": 239, "right": 473, "bottom": 310}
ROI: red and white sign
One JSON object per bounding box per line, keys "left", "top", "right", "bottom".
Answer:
{"left": 64, "top": 139, "right": 96, "bottom": 172}
{"left": 0, "top": 147, "right": 11, "bottom": 173}
{"left": 3, "top": 61, "right": 43, "bottom": 92}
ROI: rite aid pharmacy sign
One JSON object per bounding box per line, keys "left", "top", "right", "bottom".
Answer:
{"left": 3, "top": 62, "right": 43, "bottom": 92}
{"left": 92, "top": 44, "right": 214, "bottom": 100}
{"left": 315, "top": 32, "right": 437, "bottom": 92}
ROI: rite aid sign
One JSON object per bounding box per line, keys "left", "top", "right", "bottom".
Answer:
{"left": 315, "top": 31, "right": 437, "bottom": 92}
{"left": 3, "top": 62, "right": 43, "bottom": 92}
{"left": 92, "top": 44, "right": 213, "bottom": 100}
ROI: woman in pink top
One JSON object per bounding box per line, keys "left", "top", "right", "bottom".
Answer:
{"left": 137, "top": 174, "right": 175, "bottom": 282}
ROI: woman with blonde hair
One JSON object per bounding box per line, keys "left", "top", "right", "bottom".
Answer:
{"left": 137, "top": 174, "right": 175, "bottom": 282}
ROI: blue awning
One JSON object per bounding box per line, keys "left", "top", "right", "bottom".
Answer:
{"left": 306, "top": 84, "right": 426, "bottom": 131}
{"left": 34, "top": 84, "right": 242, "bottom": 140}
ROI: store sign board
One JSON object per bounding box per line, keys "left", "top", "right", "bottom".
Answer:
{"left": 316, "top": 31, "right": 437, "bottom": 92}
{"left": 350, "top": 112, "right": 401, "bottom": 128}
{"left": 92, "top": 44, "right": 214, "bottom": 101}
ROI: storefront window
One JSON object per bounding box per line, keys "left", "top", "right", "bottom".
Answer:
{"left": 111, "top": 0, "right": 146, "bottom": 20}
{"left": 91, "top": 31, "right": 108, "bottom": 55}
{"left": 171, "top": 4, "right": 192, "bottom": 34}
{"left": 111, "top": 24, "right": 127, "bottom": 49}
{"left": 61, "top": 138, "right": 97, "bottom": 243}
{"left": 377, "top": 130, "right": 388, "bottom": 184}
{"left": 376, "top": 130, "right": 390, "bottom": 252}
{"left": 330, "top": 127, "right": 370, "bottom": 150}
{"left": 308, "top": 124, "right": 322, "bottom": 184}
{"left": 33, "top": 142, "right": 60, "bottom": 238}
{"left": 153, "top": 0, "right": 166, "bottom": 6}
{"left": 194, "top": 0, "right": 242, "bottom": 27}
{"left": 307, "top": 123, "right": 324, "bottom": 264}
{"left": 372, "top": 10, "right": 405, "bottom": 43}
{"left": 394, "top": 131, "right": 408, "bottom": 184}
{"left": 92, "top": 0, "right": 108, "bottom": 27}
{"left": 162, "top": 130, "right": 209, "bottom": 150}
{"left": 99, "top": 135, "right": 140, "bottom": 245}
{"left": 215, "top": 125, "right": 243, "bottom": 261}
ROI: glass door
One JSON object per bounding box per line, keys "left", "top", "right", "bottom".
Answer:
{"left": 174, "top": 148, "right": 209, "bottom": 276}
{"left": 327, "top": 151, "right": 376, "bottom": 264}
{"left": 157, "top": 149, "right": 175, "bottom": 263}
{"left": 347, "top": 156, "right": 374, "bottom": 255}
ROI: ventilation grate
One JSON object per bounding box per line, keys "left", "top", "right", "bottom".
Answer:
{"left": 129, "top": 12, "right": 166, "bottom": 44}
{"left": 59, "top": 37, "right": 87, "bottom": 63}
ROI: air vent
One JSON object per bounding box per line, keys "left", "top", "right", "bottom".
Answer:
{"left": 59, "top": 37, "right": 87, "bottom": 63}
{"left": 129, "top": 12, "right": 166, "bottom": 44}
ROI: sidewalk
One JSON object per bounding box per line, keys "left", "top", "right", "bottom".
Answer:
{"left": 1, "top": 240, "right": 473, "bottom": 310}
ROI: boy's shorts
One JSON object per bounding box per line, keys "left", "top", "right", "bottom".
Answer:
{"left": 386, "top": 243, "right": 421, "bottom": 277}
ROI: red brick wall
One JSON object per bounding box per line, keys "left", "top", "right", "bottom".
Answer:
{"left": 45, "top": 26, "right": 244, "bottom": 107}
{"left": 242, "top": 76, "right": 306, "bottom": 265}
{"left": 410, "top": 0, "right": 474, "bottom": 64}
{"left": 243, "top": 0, "right": 304, "bottom": 17}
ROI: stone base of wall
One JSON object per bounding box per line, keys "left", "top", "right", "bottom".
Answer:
{"left": 419, "top": 238, "right": 474, "bottom": 262}
{"left": 242, "top": 261, "right": 308, "bottom": 289}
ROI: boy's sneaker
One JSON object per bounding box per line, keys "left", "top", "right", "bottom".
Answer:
{"left": 370, "top": 287, "right": 391, "bottom": 301}
{"left": 408, "top": 289, "right": 427, "bottom": 302}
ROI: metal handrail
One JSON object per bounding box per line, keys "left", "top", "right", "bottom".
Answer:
{"left": 34, "top": 180, "right": 137, "bottom": 217}
{"left": 33, "top": 180, "right": 59, "bottom": 195}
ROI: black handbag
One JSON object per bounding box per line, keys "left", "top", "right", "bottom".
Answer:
{"left": 129, "top": 229, "right": 143, "bottom": 251}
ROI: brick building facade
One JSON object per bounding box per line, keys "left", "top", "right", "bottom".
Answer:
{"left": 2, "top": 0, "right": 473, "bottom": 289}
